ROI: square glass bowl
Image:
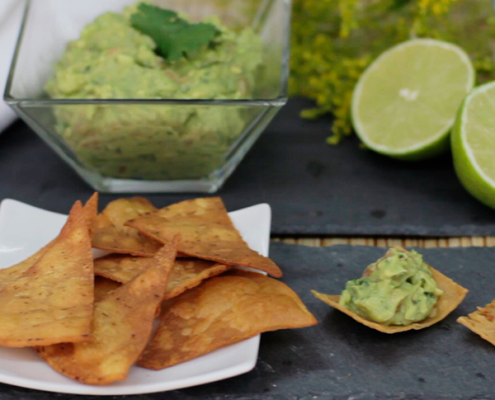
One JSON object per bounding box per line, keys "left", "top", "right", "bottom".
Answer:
{"left": 4, "top": 0, "right": 290, "bottom": 193}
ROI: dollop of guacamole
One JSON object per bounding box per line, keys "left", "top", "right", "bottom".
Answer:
{"left": 45, "top": 3, "right": 264, "bottom": 180}
{"left": 339, "top": 248, "right": 443, "bottom": 326}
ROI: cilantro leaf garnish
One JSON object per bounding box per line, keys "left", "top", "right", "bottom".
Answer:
{"left": 131, "top": 3, "right": 219, "bottom": 62}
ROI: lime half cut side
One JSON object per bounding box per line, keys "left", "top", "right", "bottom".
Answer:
{"left": 452, "top": 81, "right": 495, "bottom": 209}
{"left": 352, "top": 39, "right": 475, "bottom": 160}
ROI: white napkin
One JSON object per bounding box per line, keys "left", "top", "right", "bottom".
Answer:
{"left": 0, "top": 0, "right": 24, "bottom": 132}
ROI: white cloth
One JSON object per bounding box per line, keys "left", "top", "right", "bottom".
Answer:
{"left": 0, "top": 0, "right": 24, "bottom": 132}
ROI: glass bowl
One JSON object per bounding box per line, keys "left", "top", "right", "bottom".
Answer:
{"left": 4, "top": 0, "right": 290, "bottom": 193}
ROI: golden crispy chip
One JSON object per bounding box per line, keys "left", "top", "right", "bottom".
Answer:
{"left": 37, "top": 237, "right": 180, "bottom": 385}
{"left": 95, "top": 255, "right": 230, "bottom": 300}
{"left": 126, "top": 197, "right": 282, "bottom": 277}
{"left": 94, "top": 255, "right": 152, "bottom": 283}
{"left": 312, "top": 261, "right": 468, "bottom": 333}
{"left": 83, "top": 192, "right": 99, "bottom": 233}
{"left": 0, "top": 201, "right": 94, "bottom": 347}
{"left": 92, "top": 197, "right": 162, "bottom": 257}
{"left": 458, "top": 300, "right": 495, "bottom": 346}
{"left": 94, "top": 277, "right": 121, "bottom": 303}
{"left": 138, "top": 269, "right": 317, "bottom": 370}
{"left": 0, "top": 194, "right": 99, "bottom": 292}
{"left": 164, "top": 259, "right": 231, "bottom": 300}
{"left": 0, "top": 243, "right": 52, "bottom": 292}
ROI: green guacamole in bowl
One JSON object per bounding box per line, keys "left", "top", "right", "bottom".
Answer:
{"left": 45, "top": 2, "right": 264, "bottom": 180}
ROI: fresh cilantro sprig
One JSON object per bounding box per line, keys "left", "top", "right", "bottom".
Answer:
{"left": 131, "top": 3, "right": 219, "bottom": 62}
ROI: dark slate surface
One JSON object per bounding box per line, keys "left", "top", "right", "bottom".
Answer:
{"left": 2, "top": 98, "right": 495, "bottom": 235}
{"left": 0, "top": 243, "right": 494, "bottom": 399}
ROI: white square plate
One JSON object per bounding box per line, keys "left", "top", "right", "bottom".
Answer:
{"left": 0, "top": 199, "right": 272, "bottom": 395}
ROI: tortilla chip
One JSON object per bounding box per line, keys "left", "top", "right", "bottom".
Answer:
{"left": 0, "top": 201, "right": 94, "bottom": 347}
{"left": 138, "top": 269, "right": 317, "bottom": 370}
{"left": 0, "top": 193, "right": 99, "bottom": 292}
{"left": 95, "top": 255, "right": 230, "bottom": 300}
{"left": 164, "top": 259, "right": 232, "bottom": 300}
{"left": 83, "top": 192, "right": 99, "bottom": 233}
{"left": 126, "top": 197, "right": 282, "bottom": 277}
{"left": 94, "top": 255, "right": 152, "bottom": 283}
{"left": 37, "top": 237, "right": 179, "bottom": 385}
{"left": 94, "top": 277, "right": 121, "bottom": 302}
{"left": 312, "top": 265, "right": 468, "bottom": 334}
{"left": 0, "top": 243, "right": 52, "bottom": 292}
{"left": 92, "top": 197, "right": 162, "bottom": 257}
{"left": 458, "top": 300, "right": 495, "bottom": 346}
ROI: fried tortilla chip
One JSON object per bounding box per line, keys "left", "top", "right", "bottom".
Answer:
{"left": 312, "top": 264, "right": 468, "bottom": 334}
{"left": 94, "top": 255, "right": 152, "bottom": 283}
{"left": 458, "top": 300, "right": 495, "bottom": 346}
{"left": 164, "top": 259, "right": 231, "bottom": 300}
{"left": 0, "top": 194, "right": 99, "bottom": 292}
{"left": 126, "top": 197, "right": 282, "bottom": 277}
{"left": 95, "top": 255, "right": 230, "bottom": 300}
{"left": 0, "top": 201, "right": 94, "bottom": 347}
{"left": 37, "top": 237, "right": 179, "bottom": 385}
{"left": 138, "top": 269, "right": 317, "bottom": 370}
{"left": 0, "top": 243, "right": 52, "bottom": 292}
{"left": 94, "top": 277, "right": 121, "bottom": 302}
{"left": 92, "top": 197, "right": 162, "bottom": 257}
{"left": 83, "top": 192, "right": 99, "bottom": 233}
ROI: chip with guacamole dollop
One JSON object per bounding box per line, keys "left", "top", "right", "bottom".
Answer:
{"left": 339, "top": 247, "right": 444, "bottom": 326}
{"left": 45, "top": 2, "right": 264, "bottom": 181}
{"left": 312, "top": 247, "right": 468, "bottom": 333}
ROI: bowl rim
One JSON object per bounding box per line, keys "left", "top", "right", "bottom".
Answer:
{"left": 4, "top": 0, "right": 291, "bottom": 106}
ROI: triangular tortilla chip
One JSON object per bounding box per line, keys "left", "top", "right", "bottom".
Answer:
{"left": 0, "top": 201, "right": 94, "bottom": 347}
{"left": 164, "top": 259, "right": 231, "bottom": 300}
{"left": 92, "top": 197, "right": 162, "bottom": 256}
{"left": 0, "top": 193, "right": 99, "bottom": 292}
{"left": 37, "top": 237, "right": 179, "bottom": 385}
{"left": 0, "top": 243, "right": 52, "bottom": 292}
{"left": 126, "top": 197, "right": 282, "bottom": 277}
{"left": 94, "top": 255, "right": 151, "bottom": 283}
{"left": 83, "top": 192, "right": 99, "bottom": 234}
{"left": 458, "top": 300, "right": 495, "bottom": 346}
{"left": 138, "top": 269, "right": 317, "bottom": 370}
{"left": 312, "top": 265, "right": 468, "bottom": 334}
{"left": 94, "top": 277, "right": 121, "bottom": 303}
{"left": 94, "top": 255, "right": 230, "bottom": 300}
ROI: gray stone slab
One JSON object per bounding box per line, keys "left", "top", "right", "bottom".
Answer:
{"left": 0, "top": 243, "right": 494, "bottom": 399}
{"left": 2, "top": 99, "right": 495, "bottom": 236}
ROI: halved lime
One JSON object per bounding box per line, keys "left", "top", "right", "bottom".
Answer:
{"left": 452, "top": 81, "right": 495, "bottom": 209}
{"left": 351, "top": 39, "right": 475, "bottom": 160}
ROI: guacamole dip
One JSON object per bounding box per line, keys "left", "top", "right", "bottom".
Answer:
{"left": 45, "top": 3, "right": 263, "bottom": 180}
{"left": 339, "top": 248, "right": 443, "bottom": 326}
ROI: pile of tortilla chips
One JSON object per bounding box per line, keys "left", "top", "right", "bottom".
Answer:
{"left": 0, "top": 194, "right": 317, "bottom": 385}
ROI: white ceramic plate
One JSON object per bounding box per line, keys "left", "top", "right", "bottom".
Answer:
{"left": 0, "top": 199, "right": 272, "bottom": 395}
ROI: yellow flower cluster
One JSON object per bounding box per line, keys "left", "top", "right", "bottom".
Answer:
{"left": 291, "top": 0, "right": 495, "bottom": 144}
{"left": 418, "top": 0, "right": 458, "bottom": 16}
{"left": 339, "top": 0, "right": 360, "bottom": 38}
